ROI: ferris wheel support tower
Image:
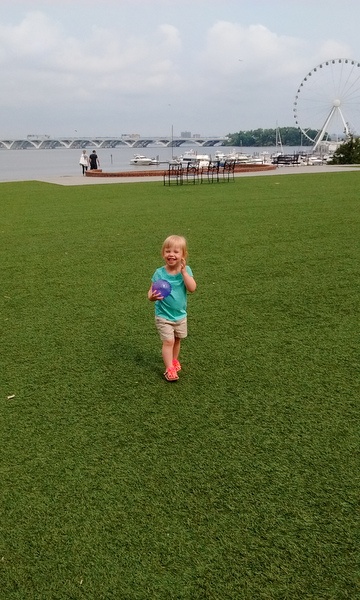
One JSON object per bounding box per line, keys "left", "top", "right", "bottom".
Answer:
{"left": 312, "top": 100, "right": 350, "bottom": 152}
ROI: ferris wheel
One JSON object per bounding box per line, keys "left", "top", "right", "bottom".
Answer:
{"left": 293, "top": 58, "right": 360, "bottom": 151}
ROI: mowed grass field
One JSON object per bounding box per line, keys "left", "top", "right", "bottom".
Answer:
{"left": 1, "top": 172, "right": 359, "bottom": 599}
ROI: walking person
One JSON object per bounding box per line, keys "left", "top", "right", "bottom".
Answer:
{"left": 89, "top": 149, "right": 100, "bottom": 170}
{"left": 79, "top": 149, "right": 89, "bottom": 175}
{"left": 148, "top": 235, "right": 196, "bottom": 382}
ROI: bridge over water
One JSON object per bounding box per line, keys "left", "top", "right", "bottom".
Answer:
{"left": 0, "top": 136, "right": 227, "bottom": 150}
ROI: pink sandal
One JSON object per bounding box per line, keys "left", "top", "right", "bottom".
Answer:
{"left": 164, "top": 366, "right": 179, "bottom": 382}
{"left": 172, "top": 359, "right": 181, "bottom": 372}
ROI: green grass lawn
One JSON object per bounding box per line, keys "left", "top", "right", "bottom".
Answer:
{"left": 1, "top": 173, "right": 359, "bottom": 599}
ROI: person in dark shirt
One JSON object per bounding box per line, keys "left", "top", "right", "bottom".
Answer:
{"left": 89, "top": 150, "right": 100, "bottom": 170}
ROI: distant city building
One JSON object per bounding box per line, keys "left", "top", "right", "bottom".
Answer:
{"left": 181, "top": 131, "right": 191, "bottom": 138}
{"left": 121, "top": 133, "right": 140, "bottom": 138}
{"left": 193, "top": 134, "right": 201, "bottom": 138}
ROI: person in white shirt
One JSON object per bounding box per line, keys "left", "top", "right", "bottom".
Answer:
{"left": 79, "top": 150, "right": 89, "bottom": 175}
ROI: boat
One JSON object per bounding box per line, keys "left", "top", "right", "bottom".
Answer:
{"left": 214, "top": 150, "right": 250, "bottom": 164}
{"left": 272, "top": 153, "right": 300, "bottom": 165}
{"left": 247, "top": 155, "right": 265, "bottom": 165}
{"left": 307, "top": 155, "right": 324, "bottom": 165}
{"left": 178, "top": 150, "right": 211, "bottom": 167}
{"left": 130, "top": 154, "right": 159, "bottom": 166}
{"left": 214, "top": 151, "right": 227, "bottom": 162}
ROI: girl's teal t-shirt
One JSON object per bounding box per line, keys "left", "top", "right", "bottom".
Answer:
{"left": 151, "top": 265, "right": 193, "bottom": 322}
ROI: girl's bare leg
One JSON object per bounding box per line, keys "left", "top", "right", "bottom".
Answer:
{"left": 173, "top": 337, "right": 181, "bottom": 362}
{"left": 162, "top": 338, "right": 175, "bottom": 370}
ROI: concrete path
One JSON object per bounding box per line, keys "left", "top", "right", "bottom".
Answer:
{"left": 4, "top": 165, "right": 360, "bottom": 186}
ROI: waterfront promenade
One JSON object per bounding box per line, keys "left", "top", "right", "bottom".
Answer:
{"left": 29, "top": 164, "right": 360, "bottom": 186}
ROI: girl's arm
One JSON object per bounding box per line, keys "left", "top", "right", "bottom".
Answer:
{"left": 181, "top": 260, "right": 197, "bottom": 293}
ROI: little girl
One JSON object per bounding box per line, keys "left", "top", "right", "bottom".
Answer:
{"left": 148, "top": 235, "right": 197, "bottom": 381}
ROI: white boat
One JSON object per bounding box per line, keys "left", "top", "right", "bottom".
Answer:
{"left": 179, "top": 150, "right": 211, "bottom": 167}
{"left": 215, "top": 150, "right": 253, "bottom": 164}
{"left": 214, "top": 150, "right": 240, "bottom": 163}
{"left": 307, "top": 155, "right": 324, "bottom": 165}
{"left": 214, "top": 151, "right": 227, "bottom": 162}
{"left": 247, "top": 155, "right": 264, "bottom": 164}
{"left": 216, "top": 150, "right": 267, "bottom": 164}
{"left": 214, "top": 151, "right": 270, "bottom": 165}
{"left": 232, "top": 152, "right": 252, "bottom": 163}
{"left": 130, "top": 154, "right": 159, "bottom": 166}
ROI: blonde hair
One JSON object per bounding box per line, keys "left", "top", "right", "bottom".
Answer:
{"left": 162, "top": 235, "right": 188, "bottom": 259}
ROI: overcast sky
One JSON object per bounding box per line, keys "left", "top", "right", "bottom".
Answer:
{"left": 1, "top": 0, "right": 360, "bottom": 138}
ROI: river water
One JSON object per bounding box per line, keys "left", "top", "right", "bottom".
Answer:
{"left": 0, "top": 145, "right": 302, "bottom": 182}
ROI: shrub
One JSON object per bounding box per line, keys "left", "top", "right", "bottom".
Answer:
{"left": 329, "top": 135, "right": 360, "bottom": 164}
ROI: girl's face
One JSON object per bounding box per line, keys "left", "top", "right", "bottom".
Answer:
{"left": 163, "top": 244, "right": 184, "bottom": 267}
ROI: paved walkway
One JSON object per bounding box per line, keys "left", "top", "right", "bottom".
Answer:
{"left": 4, "top": 165, "right": 360, "bottom": 186}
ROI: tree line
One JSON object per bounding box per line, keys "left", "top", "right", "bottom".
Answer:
{"left": 225, "top": 127, "right": 318, "bottom": 147}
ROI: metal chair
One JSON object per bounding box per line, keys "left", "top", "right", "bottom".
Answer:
{"left": 185, "top": 161, "right": 201, "bottom": 184}
{"left": 222, "top": 160, "right": 235, "bottom": 181}
{"left": 163, "top": 163, "right": 183, "bottom": 185}
{"left": 202, "top": 160, "right": 220, "bottom": 183}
